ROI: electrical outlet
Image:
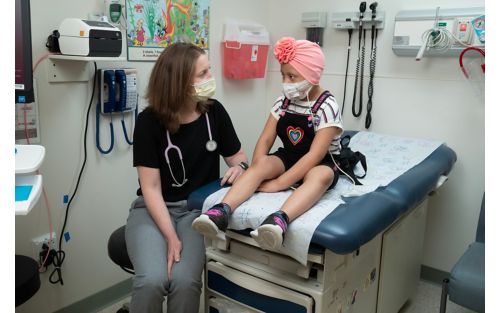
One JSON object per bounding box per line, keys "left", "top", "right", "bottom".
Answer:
{"left": 31, "top": 232, "right": 57, "bottom": 260}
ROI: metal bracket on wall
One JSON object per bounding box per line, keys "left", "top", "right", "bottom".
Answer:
{"left": 46, "top": 55, "right": 126, "bottom": 83}
{"left": 47, "top": 57, "right": 91, "bottom": 83}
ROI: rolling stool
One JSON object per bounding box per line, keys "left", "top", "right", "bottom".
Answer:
{"left": 15, "top": 255, "right": 41, "bottom": 307}
{"left": 108, "top": 225, "right": 134, "bottom": 313}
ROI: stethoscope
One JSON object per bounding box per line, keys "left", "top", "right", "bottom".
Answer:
{"left": 459, "top": 47, "right": 485, "bottom": 79}
{"left": 165, "top": 112, "right": 216, "bottom": 187}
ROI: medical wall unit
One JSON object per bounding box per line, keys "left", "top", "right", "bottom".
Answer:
{"left": 392, "top": 7, "right": 485, "bottom": 58}
{"left": 331, "top": 2, "right": 385, "bottom": 128}
{"left": 104, "top": 0, "right": 122, "bottom": 24}
{"left": 96, "top": 68, "right": 138, "bottom": 154}
{"left": 330, "top": 9, "right": 385, "bottom": 30}
{"left": 16, "top": 80, "right": 41, "bottom": 144}
{"left": 15, "top": 0, "right": 35, "bottom": 103}
{"left": 188, "top": 132, "right": 456, "bottom": 313}
{"left": 302, "top": 12, "right": 327, "bottom": 47}
{"left": 222, "top": 19, "right": 270, "bottom": 79}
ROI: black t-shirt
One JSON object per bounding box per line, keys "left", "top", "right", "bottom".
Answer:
{"left": 133, "top": 100, "right": 241, "bottom": 202}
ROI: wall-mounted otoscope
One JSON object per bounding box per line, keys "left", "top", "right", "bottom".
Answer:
{"left": 370, "top": 2, "right": 378, "bottom": 20}
{"left": 359, "top": 2, "right": 367, "bottom": 28}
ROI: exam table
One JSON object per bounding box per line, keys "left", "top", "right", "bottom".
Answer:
{"left": 188, "top": 132, "right": 457, "bottom": 313}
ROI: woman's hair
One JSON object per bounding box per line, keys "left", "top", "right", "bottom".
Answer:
{"left": 145, "top": 42, "right": 210, "bottom": 133}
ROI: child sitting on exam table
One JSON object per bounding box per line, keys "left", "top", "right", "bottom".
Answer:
{"left": 192, "top": 37, "right": 344, "bottom": 250}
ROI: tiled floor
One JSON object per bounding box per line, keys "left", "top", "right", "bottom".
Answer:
{"left": 96, "top": 280, "right": 476, "bottom": 313}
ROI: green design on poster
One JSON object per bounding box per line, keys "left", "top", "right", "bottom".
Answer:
{"left": 126, "top": 0, "right": 209, "bottom": 61}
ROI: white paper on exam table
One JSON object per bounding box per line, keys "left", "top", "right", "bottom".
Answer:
{"left": 202, "top": 132, "right": 442, "bottom": 265}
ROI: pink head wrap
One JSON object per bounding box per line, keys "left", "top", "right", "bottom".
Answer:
{"left": 273, "top": 37, "right": 325, "bottom": 85}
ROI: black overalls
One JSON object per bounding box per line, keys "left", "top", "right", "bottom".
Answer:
{"left": 271, "top": 91, "right": 339, "bottom": 188}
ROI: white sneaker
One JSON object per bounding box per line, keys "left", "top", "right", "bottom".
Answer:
{"left": 250, "top": 224, "right": 284, "bottom": 251}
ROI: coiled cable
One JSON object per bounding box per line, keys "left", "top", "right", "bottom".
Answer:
{"left": 365, "top": 28, "right": 378, "bottom": 129}
{"left": 351, "top": 30, "right": 366, "bottom": 118}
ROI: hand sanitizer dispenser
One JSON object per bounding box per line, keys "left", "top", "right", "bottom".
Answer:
{"left": 301, "top": 12, "right": 327, "bottom": 46}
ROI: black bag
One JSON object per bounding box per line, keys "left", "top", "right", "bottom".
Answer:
{"left": 336, "top": 135, "right": 367, "bottom": 185}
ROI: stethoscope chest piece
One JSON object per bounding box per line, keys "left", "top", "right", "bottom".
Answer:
{"left": 206, "top": 140, "right": 217, "bottom": 152}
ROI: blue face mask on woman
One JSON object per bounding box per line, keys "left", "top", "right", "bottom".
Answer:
{"left": 282, "top": 79, "right": 313, "bottom": 100}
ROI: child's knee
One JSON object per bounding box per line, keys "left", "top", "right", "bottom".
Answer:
{"left": 252, "top": 155, "right": 270, "bottom": 168}
{"left": 250, "top": 156, "right": 273, "bottom": 173}
{"left": 310, "top": 166, "right": 335, "bottom": 186}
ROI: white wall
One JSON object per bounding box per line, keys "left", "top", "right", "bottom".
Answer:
{"left": 15, "top": 0, "right": 484, "bottom": 312}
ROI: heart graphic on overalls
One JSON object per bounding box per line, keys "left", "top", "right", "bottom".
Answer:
{"left": 287, "top": 126, "right": 304, "bottom": 145}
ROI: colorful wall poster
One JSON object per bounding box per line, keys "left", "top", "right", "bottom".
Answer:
{"left": 126, "top": 0, "right": 210, "bottom": 61}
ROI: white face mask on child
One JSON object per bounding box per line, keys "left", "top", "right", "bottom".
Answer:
{"left": 193, "top": 77, "right": 216, "bottom": 101}
{"left": 282, "top": 80, "right": 313, "bottom": 100}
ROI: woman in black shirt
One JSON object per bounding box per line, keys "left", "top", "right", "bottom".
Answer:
{"left": 126, "top": 42, "right": 247, "bottom": 313}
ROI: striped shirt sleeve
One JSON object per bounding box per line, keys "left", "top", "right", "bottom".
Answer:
{"left": 316, "top": 96, "right": 343, "bottom": 131}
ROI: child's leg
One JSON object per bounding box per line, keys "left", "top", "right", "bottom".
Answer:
{"left": 251, "top": 165, "right": 336, "bottom": 250}
{"left": 280, "top": 165, "right": 336, "bottom": 221}
{"left": 223, "top": 155, "right": 285, "bottom": 210}
{"left": 192, "top": 155, "right": 285, "bottom": 238}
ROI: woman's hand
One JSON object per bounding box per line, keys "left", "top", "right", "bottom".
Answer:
{"left": 257, "top": 178, "right": 287, "bottom": 193}
{"left": 220, "top": 165, "right": 245, "bottom": 186}
{"left": 166, "top": 235, "right": 182, "bottom": 281}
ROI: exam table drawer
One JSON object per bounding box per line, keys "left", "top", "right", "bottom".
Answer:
{"left": 206, "top": 261, "right": 314, "bottom": 313}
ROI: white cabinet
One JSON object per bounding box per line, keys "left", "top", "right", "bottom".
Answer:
{"left": 377, "top": 199, "right": 428, "bottom": 313}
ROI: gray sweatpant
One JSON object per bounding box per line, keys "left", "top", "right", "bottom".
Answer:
{"left": 125, "top": 197, "right": 205, "bottom": 313}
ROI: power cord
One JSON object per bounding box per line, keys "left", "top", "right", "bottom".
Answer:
{"left": 38, "top": 244, "right": 57, "bottom": 272}
{"left": 49, "top": 61, "right": 98, "bottom": 285}
{"left": 341, "top": 28, "right": 353, "bottom": 116}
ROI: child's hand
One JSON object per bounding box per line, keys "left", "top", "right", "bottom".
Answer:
{"left": 257, "top": 179, "right": 285, "bottom": 193}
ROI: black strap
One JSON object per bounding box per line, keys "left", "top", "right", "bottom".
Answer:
{"left": 281, "top": 97, "right": 291, "bottom": 110}
{"left": 353, "top": 151, "right": 367, "bottom": 179}
{"left": 337, "top": 135, "right": 367, "bottom": 185}
{"left": 311, "top": 91, "right": 332, "bottom": 114}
